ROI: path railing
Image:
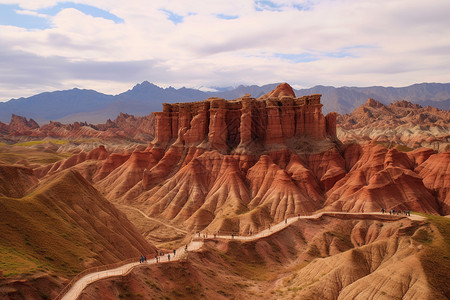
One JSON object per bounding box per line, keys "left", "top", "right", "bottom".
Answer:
{"left": 54, "top": 210, "right": 416, "bottom": 299}
{"left": 53, "top": 255, "right": 152, "bottom": 300}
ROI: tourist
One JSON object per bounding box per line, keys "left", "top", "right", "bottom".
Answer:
{"left": 173, "top": 249, "right": 176, "bottom": 256}
{"left": 168, "top": 254, "right": 170, "bottom": 261}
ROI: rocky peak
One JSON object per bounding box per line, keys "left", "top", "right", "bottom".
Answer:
{"left": 9, "top": 114, "right": 39, "bottom": 131}
{"left": 390, "top": 100, "right": 422, "bottom": 109}
{"left": 364, "top": 98, "right": 385, "bottom": 109}
{"left": 259, "top": 82, "right": 296, "bottom": 99}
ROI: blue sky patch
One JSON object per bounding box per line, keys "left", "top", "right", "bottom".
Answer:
{"left": 275, "top": 53, "right": 318, "bottom": 63}
{"left": 0, "top": 4, "right": 50, "bottom": 29}
{"left": 293, "top": 3, "right": 312, "bottom": 11}
{"left": 216, "top": 14, "right": 239, "bottom": 20}
{"left": 324, "top": 45, "right": 375, "bottom": 58}
{"left": 38, "top": 2, "right": 124, "bottom": 23}
{"left": 255, "top": 0, "right": 283, "bottom": 12}
{"left": 160, "top": 9, "right": 184, "bottom": 24}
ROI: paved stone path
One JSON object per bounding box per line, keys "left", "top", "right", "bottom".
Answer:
{"left": 60, "top": 211, "right": 423, "bottom": 300}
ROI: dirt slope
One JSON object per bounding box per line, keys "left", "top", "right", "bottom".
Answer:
{"left": 0, "top": 166, "right": 156, "bottom": 299}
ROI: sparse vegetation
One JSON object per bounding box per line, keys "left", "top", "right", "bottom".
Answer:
{"left": 417, "top": 214, "right": 450, "bottom": 298}
{"left": 373, "top": 141, "right": 413, "bottom": 152}
{"left": 0, "top": 144, "right": 72, "bottom": 165}
{"left": 13, "top": 139, "right": 69, "bottom": 147}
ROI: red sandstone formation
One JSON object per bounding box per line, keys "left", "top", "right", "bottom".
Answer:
{"left": 416, "top": 151, "right": 450, "bottom": 214}
{"left": 324, "top": 143, "right": 441, "bottom": 214}
{"left": 152, "top": 83, "right": 337, "bottom": 150}
{"left": 0, "top": 113, "right": 156, "bottom": 142}
{"left": 338, "top": 98, "right": 450, "bottom": 151}
{"left": 2, "top": 114, "right": 40, "bottom": 135}
{"left": 17, "top": 84, "right": 450, "bottom": 234}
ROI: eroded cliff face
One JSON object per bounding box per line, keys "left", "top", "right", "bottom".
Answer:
{"left": 29, "top": 84, "right": 449, "bottom": 234}
{"left": 152, "top": 83, "right": 337, "bottom": 151}
{"left": 337, "top": 98, "right": 450, "bottom": 152}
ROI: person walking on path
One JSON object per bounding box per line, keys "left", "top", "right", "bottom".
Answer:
{"left": 168, "top": 254, "right": 170, "bottom": 261}
{"left": 173, "top": 249, "right": 176, "bottom": 256}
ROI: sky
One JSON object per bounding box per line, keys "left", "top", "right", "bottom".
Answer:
{"left": 0, "top": 0, "right": 449, "bottom": 101}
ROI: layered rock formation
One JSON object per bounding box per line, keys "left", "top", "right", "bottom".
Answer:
{"left": 152, "top": 83, "right": 337, "bottom": 151}
{"left": 0, "top": 112, "right": 155, "bottom": 142}
{"left": 338, "top": 98, "right": 450, "bottom": 151}
{"left": 32, "top": 141, "right": 448, "bottom": 234}
{"left": 27, "top": 84, "right": 449, "bottom": 234}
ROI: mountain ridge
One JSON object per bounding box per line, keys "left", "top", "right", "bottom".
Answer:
{"left": 1, "top": 82, "right": 449, "bottom": 124}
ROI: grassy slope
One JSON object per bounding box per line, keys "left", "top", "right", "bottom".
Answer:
{"left": 417, "top": 214, "right": 450, "bottom": 298}
{"left": 0, "top": 193, "right": 97, "bottom": 278}
{"left": 0, "top": 144, "right": 71, "bottom": 166}
{"left": 0, "top": 169, "right": 155, "bottom": 279}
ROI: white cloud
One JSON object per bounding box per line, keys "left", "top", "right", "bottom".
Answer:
{"left": 0, "top": 0, "right": 449, "bottom": 101}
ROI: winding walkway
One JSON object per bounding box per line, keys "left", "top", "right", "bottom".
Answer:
{"left": 58, "top": 211, "right": 423, "bottom": 300}
{"left": 60, "top": 240, "right": 203, "bottom": 300}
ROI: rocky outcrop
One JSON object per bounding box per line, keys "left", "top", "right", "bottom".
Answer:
{"left": 338, "top": 98, "right": 450, "bottom": 151}
{"left": 416, "top": 151, "right": 450, "bottom": 214}
{"left": 152, "top": 83, "right": 337, "bottom": 151}
{"left": 0, "top": 113, "right": 156, "bottom": 142}
{"left": 3, "top": 114, "right": 40, "bottom": 135}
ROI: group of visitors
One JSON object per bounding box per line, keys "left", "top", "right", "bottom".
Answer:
{"left": 381, "top": 208, "right": 411, "bottom": 216}
{"left": 144, "top": 246, "right": 189, "bottom": 264}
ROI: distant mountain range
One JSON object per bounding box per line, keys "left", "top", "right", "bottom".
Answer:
{"left": 1, "top": 81, "right": 449, "bottom": 124}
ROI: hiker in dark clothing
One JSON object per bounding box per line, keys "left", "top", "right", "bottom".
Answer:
{"left": 173, "top": 249, "right": 176, "bottom": 256}
{"left": 185, "top": 244, "right": 188, "bottom": 252}
{"left": 168, "top": 254, "right": 170, "bottom": 261}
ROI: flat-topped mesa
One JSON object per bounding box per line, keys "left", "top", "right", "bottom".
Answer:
{"left": 152, "top": 83, "right": 337, "bottom": 151}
